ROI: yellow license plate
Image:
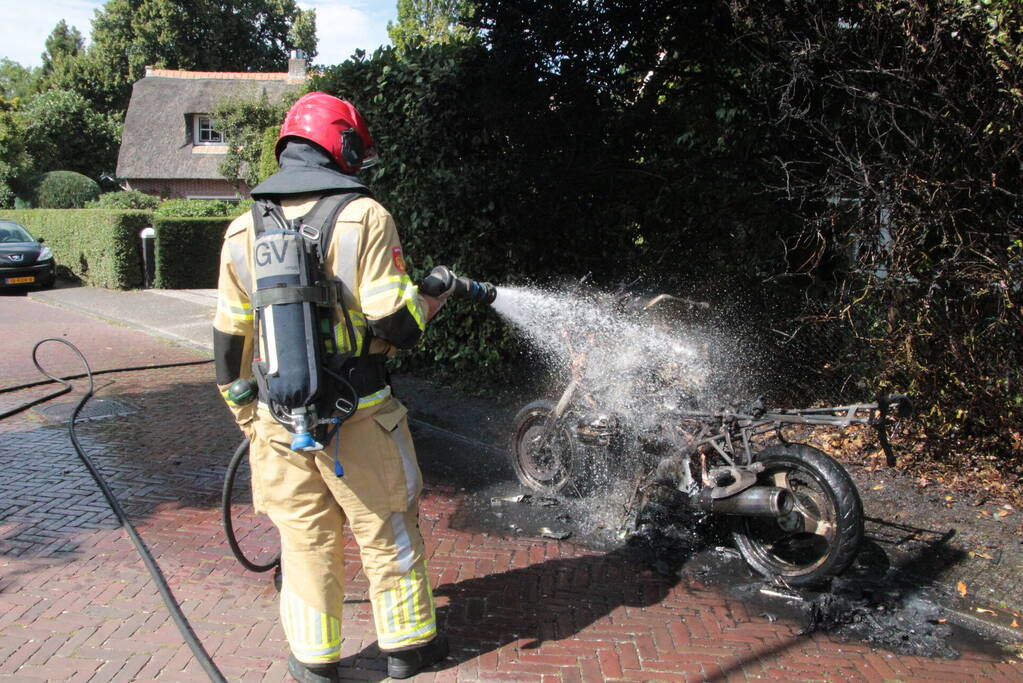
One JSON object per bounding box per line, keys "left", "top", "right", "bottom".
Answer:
{"left": 5, "top": 276, "right": 35, "bottom": 284}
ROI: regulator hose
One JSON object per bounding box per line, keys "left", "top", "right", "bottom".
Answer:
{"left": 0, "top": 340, "right": 226, "bottom": 683}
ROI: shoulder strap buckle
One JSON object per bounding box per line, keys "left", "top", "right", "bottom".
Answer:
{"left": 298, "top": 223, "right": 321, "bottom": 241}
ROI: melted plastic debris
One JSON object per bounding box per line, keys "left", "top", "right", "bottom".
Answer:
{"left": 491, "top": 494, "right": 531, "bottom": 506}
{"left": 799, "top": 588, "right": 958, "bottom": 658}
{"left": 539, "top": 527, "right": 572, "bottom": 540}
{"left": 622, "top": 497, "right": 727, "bottom": 577}
{"left": 491, "top": 493, "right": 561, "bottom": 508}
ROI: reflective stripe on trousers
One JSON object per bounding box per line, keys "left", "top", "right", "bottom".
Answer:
{"left": 280, "top": 583, "right": 343, "bottom": 663}
{"left": 250, "top": 399, "right": 433, "bottom": 661}
{"left": 279, "top": 522, "right": 437, "bottom": 658}
{"left": 372, "top": 559, "right": 437, "bottom": 650}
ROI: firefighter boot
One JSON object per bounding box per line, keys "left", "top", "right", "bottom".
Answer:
{"left": 287, "top": 655, "right": 339, "bottom": 683}
{"left": 386, "top": 635, "right": 450, "bottom": 679}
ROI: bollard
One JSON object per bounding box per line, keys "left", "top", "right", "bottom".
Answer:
{"left": 140, "top": 226, "right": 156, "bottom": 288}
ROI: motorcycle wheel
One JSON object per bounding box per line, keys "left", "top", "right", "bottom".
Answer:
{"left": 510, "top": 400, "right": 586, "bottom": 495}
{"left": 731, "top": 443, "right": 863, "bottom": 587}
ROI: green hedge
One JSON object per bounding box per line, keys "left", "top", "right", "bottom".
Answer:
{"left": 0, "top": 209, "right": 148, "bottom": 288}
{"left": 154, "top": 199, "right": 251, "bottom": 218}
{"left": 30, "top": 171, "right": 101, "bottom": 208}
{"left": 152, "top": 216, "right": 231, "bottom": 289}
{"left": 87, "top": 190, "right": 162, "bottom": 210}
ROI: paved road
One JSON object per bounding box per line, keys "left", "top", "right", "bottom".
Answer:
{"left": 0, "top": 294, "right": 208, "bottom": 386}
{"left": 0, "top": 292, "right": 1020, "bottom": 681}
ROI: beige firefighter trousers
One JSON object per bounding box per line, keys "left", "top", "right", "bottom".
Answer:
{"left": 247, "top": 396, "right": 437, "bottom": 663}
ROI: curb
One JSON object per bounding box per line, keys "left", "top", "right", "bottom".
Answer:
{"left": 28, "top": 289, "right": 214, "bottom": 356}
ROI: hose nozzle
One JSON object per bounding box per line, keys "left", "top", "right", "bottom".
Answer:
{"left": 420, "top": 265, "right": 497, "bottom": 305}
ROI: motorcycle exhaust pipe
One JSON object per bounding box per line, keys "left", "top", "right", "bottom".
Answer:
{"left": 696, "top": 486, "right": 794, "bottom": 518}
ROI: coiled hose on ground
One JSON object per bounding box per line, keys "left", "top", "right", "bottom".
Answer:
{"left": 0, "top": 340, "right": 230, "bottom": 682}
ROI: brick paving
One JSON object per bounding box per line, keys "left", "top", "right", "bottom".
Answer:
{"left": 1, "top": 301, "right": 1021, "bottom": 681}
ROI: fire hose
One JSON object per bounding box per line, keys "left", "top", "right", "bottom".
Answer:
{"left": 0, "top": 339, "right": 226, "bottom": 683}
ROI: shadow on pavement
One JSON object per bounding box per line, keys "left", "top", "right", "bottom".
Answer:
{"left": 340, "top": 538, "right": 694, "bottom": 680}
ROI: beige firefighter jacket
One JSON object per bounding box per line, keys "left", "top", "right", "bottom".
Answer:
{"left": 213, "top": 194, "right": 427, "bottom": 429}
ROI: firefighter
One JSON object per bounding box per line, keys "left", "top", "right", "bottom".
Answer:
{"left": 214, "top": 93, "right": 449, "bottom": 682}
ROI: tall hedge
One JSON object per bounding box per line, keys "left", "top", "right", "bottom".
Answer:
{"left": 0, "top": 209, "right": 147, "bottom": 288}
{"left": 152, "top": 216, "right": 231, "bottom": 289}
{"left": 311, "top": 44, "right": 642, "bottom": 377}
{"left": 304, "top": 3, "right": 1022, "bottom": 474}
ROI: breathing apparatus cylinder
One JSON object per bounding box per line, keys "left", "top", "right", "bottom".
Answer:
{"left": 252, "top": 227, "right": 325, "bottom": 452}
{"left": 419, "top": 265, "right": 498, "bottom": 304}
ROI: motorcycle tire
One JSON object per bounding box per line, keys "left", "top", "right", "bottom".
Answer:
{"left": 731, "top": 443, "right": 863, "bottom": 587}
{"left": 510, "top": 399, "right": 590, "bottom": 495}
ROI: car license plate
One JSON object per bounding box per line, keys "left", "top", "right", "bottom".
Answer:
{"left": 5, "top": 276, "right": 35, "bottom": 284}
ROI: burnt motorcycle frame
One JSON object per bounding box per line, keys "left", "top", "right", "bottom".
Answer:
{"left": 510, "top": 295, "right": 911, "bottom": 587}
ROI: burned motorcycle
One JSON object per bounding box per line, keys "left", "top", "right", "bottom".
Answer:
{"left": 509, "top": 293, "right": 912, "bottom": 587}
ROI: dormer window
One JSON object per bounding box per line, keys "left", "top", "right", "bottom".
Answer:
{"left": 193, "top": 115, "right": 225, "bottom": 144}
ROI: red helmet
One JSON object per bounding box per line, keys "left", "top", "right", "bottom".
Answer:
{"left": 276, "top": 92, "right": 378, "bottom": 173}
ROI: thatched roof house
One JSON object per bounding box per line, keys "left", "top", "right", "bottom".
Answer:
{"left": 116, "top": 57, "right": 306, "bottom": 199}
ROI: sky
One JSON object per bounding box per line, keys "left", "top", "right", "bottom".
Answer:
{"left": 0, "top": 0, "right": 398, "bottom": 68}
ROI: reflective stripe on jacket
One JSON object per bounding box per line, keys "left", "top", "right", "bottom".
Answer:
{"left": 213, "top": 195, "right": 427, "bottom": 422}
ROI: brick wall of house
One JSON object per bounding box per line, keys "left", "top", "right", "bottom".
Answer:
{"left": 124, "top": 178, "right": 249, "bottom": 199}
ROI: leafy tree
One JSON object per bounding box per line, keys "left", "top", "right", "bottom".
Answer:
{"left": 729, "top": 0, "right": 1023, "bottom": 470}
{"left": 46, "top": 51, "right": 126, "bottom": 115}
{"left": 0, "top": 59, "right": 42, "bottom": 100}
{"left": 0, "top": 99, "right": 33, "bottom": 207}
{"left": 48, "top": 0, "right": 317, "bottom": 114}
{"left": 41, "top": 20, "right": 85, "bottom": 75}
{"left": 464, "top": 0, "right": 771, "bottom": 289}
{"left": 21, "top": 90, "right": 121, "bottom": 179}
{"left": 214, "top": 93, "right": 299, "bottom": 187}
{"left": 388, "top": 0, "right": 478, "bottom": 52}
{"left": 289, "top": 9, "right": 318, "bottom": 62}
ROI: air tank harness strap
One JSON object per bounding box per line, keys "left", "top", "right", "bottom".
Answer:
{"left": 250, "top": 285, "right": 334, "bottom": 308}
{"left": 249, "top": 192, "right": 371, "bottom": 467}
{"left": 321, "top": 353, "right": 390, "bottom": 477}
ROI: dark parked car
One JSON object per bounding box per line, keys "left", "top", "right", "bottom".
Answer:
{"left": 0, "top": 220, "right": 56, "bottom": 288}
